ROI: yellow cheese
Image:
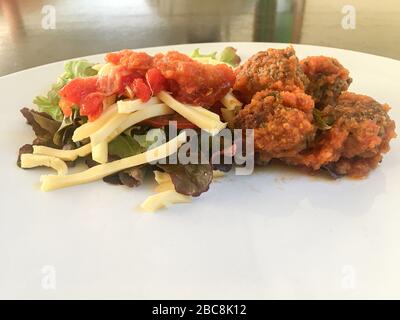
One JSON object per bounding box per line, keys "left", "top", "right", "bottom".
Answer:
{"left": 213, "top": 170, "right": 225, "bottom": 178}
{"left": 40, "top": 131, "right": 187, "bottom": 191}
{"left": 116, "top": 103, "right": 174, "bottom": 135}
{"left": 221, "top": 91, "right": 243, "bottom": 111}
{"left": 140, "top": 190, "right": 191, "bottom": 212}
{"left": 157, "top": 91, "right": 227, "bottom": 136}
{"left": 154, "top": 171, "right": 172, "bottom": 184}
{"left": 188, "top": 106, "right": 221, "bottom": 121}
{"left": 154, "top": 181, "right": 175, "bottom": 193}
{"left": 20, "top": 154, "right": 68, "bottom": 176}
{"left": 33, "top": 144, "right": 92, "bottom": 162}
{"left": 91, "top": 141, "right": 108, "bottom": 164}
{"left": 220, "top": 107, "right": 236, "bottom": 128}
{"left": 35, "top": 104, "right": 175, "bottom": 162}
{"left": 90, "top": 113, "right": 128, "bottom": 146}
{"left": 72, "top": 103, "right": 118, "bottom": 142}
{"left": 117, "top": 97, "right": 161, "bottom": 113}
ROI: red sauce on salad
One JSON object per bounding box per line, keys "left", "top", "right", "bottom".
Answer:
{"left": 154, "top": 51, "right": 235, "bottom": 108}
{"left": 58, "top": 49, "right": 235, "bottom": 121}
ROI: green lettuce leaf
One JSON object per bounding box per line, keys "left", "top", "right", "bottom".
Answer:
{"left": 108, "top": 134, "right": 142, "bottom": 159}
{"left": 191, "top": 47, "right": 241, "bottom": 67}
{"left": 33, "top": 60, "right": 98, "bottom": 121}
{"left": 108, "top": 129, "right": 165, "bottom": 159}
{"left": 191, "top": 48, "right": 217, "bottom": 60}
{"left": 219, "top": 47, "right": 241, "bottom": 67}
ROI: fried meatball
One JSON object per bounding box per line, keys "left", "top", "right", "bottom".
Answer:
{"left": 153, "top": 51, "right": 235, "bottom": 108}
{"left": 285, "top": 92, "right": 396, "bottom": 177}
{"left": 234, "top": 88, "right": 315, "bottom": 163}
{"left": 301, "top": 56, "right": 352, "bottom": 108}
{"left": 233, "top": 46, "right": 309, "bottom": 103}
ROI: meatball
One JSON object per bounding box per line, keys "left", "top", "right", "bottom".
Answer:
{"left": 300, "top": 56, "right": 352, "bottom": 108}
{"left": 233, "top": 46, "right": 309, "bottom": 103}
{"left": 153, "top": 51, "right": 235, "bottom": 108}
{"left": 234, "top": 88, "right": 316, "bottom": 163}
{"left": 285, "top": 92, "right": 396, "bottom": 177}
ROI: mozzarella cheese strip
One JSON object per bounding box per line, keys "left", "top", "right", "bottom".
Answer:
{"left": 72, "top": 103, "right": 118, "bottom": 142}
{"left": 20, "top": 154, "right": 68, "bottom": 176}
{"left": 189, "top": 105, "right": 221, "bottom": 121}
{"left": 220, "top": 108, "right": 236, "bottom": 128}
{"left": 33, "top": 144, "right": 92, "bottom": 162}
{"left": 34, "top": 104, "right": 175, "bottom": 162}
{"left": 213, "top": 170, "right": 225, "bottom": 178}
{"left": 117, "top": 97, "right": 161, "bottom": 113}
{"left": 116, "top": 103, "right": 174, "bottom": 136}
{"left": 91, "top": 103, "right": 174, "bottom": 148}
{"left": 91, "top": 141, "right": 108, "bottom": 164}
{"left": 154, "top": 171, "right": 172, "bottom": 184}
{"left": 140, "top": 190, "right": 191, "bottom": 212}
{"left": 221, "top": 91, "right": 243, "bottom": 111}
{"left": 155, "top": 181, "right": 175, "bottom": 193}
{"left": 40, "top": 131, "right": 187, "bottom": 191}
{"left": 90, "top": 113, "right": 128, "bottom": 146}
{"left": 157, "top": 91, "right": 227, "bottom": 135}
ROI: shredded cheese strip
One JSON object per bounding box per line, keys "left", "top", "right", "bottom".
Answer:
{"left": 20, "top": 154, "right": 68, "bottom": 176}
{"left": 72, "top": 103, "right": 118, "bottom": 142}
{"left": 116, "top": 103, "right": 174, "bottom": 135}
{"left": 34, "top": 104, "right": 174, "bottom": 162}
{"left": 188, "top": 105, "right": 221, "bottom": 121}
{"left": 221, "top": 90, "right": 243, "bottom": 111}
{"left": 117, "top": 97, "right": 161, "bottom": 113}
{"left": 154, "top": 171, "right": 172, "bottom": 184}
{"left": 33, "top": 144, "right": 91, "bottom": 162}
{"left": 90, "top": 114, "right": 128, "bottom": 146}
{"left": 155, "top": 181, "right": 175, "bottom": 193}
{"left": 213, "top": 170, "right": 225, "bottom": 178}
{"left": 157, "top": 91, "right": 226, "bottom": 135}
{"left": 40, "top": 131, "right": 187, "bottom": 191}
{"left": 140, "top": 190, "right": 191, "bottom": 212}
{"left": 91, "top": 141, "right": 108, "bottom": 164}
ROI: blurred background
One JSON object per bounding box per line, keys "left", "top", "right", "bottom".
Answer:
{"left": 0, "top": 0, "right": 399, "bottom": 76}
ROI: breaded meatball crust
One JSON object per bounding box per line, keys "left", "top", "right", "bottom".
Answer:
{"left": 234, "top": 89, "right": 315, "bottom": 163}
{"left": 233, "top": 46, "right": 309, "bottom": 103}
{"left": 285, "top": 92, "right": 396, "bottom": 177}
{"left": 301, "top": 56, "right": 352, "bottom": 108}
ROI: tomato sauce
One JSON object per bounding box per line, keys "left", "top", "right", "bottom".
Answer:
{"left": 59, "top": 49, "right": 235, "bottom": 121}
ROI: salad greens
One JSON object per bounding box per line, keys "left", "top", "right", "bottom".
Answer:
{"left": 108, "top": 129, "right": 165, "bottom": 159}
{"left": 33, "top": 60, "right": 98, "bottom": 121}
{"left": 20, "top": 107, "right": 60, "bottom": 147}
{"left": 191, "top": 46, "right": 241, "bottom": 67}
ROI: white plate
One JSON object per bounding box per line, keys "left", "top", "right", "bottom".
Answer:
{"left": 0, "top": 42, "right": 399, "bottom": 299}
